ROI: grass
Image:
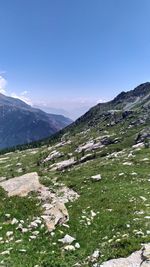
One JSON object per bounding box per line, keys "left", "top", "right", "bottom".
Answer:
{"left": 0, "top": 112, "right": 149, "bottom": 266}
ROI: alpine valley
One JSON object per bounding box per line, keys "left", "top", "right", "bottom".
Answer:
{"left": 0, "top": 82, "right": 150, "bottom": 267}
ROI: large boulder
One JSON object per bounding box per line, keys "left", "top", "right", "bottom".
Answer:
{"left": 99, "top": 244, "right": 150, "bottom": 267}
{"left": 42, "top": 202, "right": 69, "bottom": 232}
{"left": 0, "top": 172, "right": 42, "bottom": 197}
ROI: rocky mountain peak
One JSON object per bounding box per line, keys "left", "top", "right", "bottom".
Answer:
{"left": 113, "top": 82, "right": 150, "bottom": 103}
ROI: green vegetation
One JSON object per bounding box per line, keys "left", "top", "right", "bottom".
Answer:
{"left": 0, "top": 83, "right": 150, "bottom": 266}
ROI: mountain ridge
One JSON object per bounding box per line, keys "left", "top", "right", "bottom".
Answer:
{"left": 0, "top": 93, "right": 72, "bottom": 149}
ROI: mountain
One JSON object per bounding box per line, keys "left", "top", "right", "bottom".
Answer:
{"left": 0, "top": 93, "right": 72, "bottom": 149}
{"left": 33, "top": 105, "right": 71, "bottom": 119}
{"left": 34, "top": 104, "right": 92, "bottom": 120}
{"left": 68, "top": 82, "right": 150, "bottom": 131}
{"left": 0, "top": 83, "right": 150, "bottom": 266}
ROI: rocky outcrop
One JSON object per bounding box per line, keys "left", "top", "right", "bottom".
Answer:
{"left": 0, "top": 173, "right": 79, "bottom": 232}
{"left": 42, "top": 150, "right": 63, "bottom": 163}
{"left": 0, "top": 172, "right": 41, "bottom": 197}
{"left": 136, "top": 128, "right": 150, "bottom": 143}
{"left": 51, "top": 157, "right": 77, "bottom": 171}
{"left": 98, "top": 244, "right": 150, "bottom": 267}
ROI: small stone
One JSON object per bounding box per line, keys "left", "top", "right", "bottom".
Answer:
{"left": 90, "top": 249, "right": 100, "bottom": 263}
{"left": 11, "top": 218, "right": 18, "bottom": 225}
{"left": 58, "top": 234, "right": 75, "bottom": 244}
{"left": 6, "top": 231, "right": 13, "bottom": 237}
{"left": 64, "top": 245, "right": 75, "bottom": 251}
{"left": 91, "top": 174, "right": 102, "bottom": 181}
{"left": 29, "top": 235, "right": 37, "bottom": 240}
{"left": 19, "top": 249, "right": 26, "bottom": 253}
{"left": 75, "top": 243, "right": 80, "bottom": 249}
{"left": 1, "top": 250, "right": 10, "bottom": 255}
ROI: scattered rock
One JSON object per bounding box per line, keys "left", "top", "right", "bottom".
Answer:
{"left": 75, "top": 242, "right": 80, "bottom": 249}
{"left": 64, "top": 245, "right": 75, "bottom": 251}
{"left": 58, "top": 234, "right": 76, "bottom": 244}
{"left": 132, "top": 142, "right": 144, "bottom": 149}
{"left": 0, "top": 171, "right": 79, "bottom": 233}
{"left": 11, "top": 218, "right": 18, "bottom": 225}
{"left": 6, "top": 231, "right": 13, "bottom": 237}
{"left": 91, "top": 174, "right": 102, "bottom": 181}
{"left": 90, "top": 249, "right": 100, "bottom": 263}
{"left": 51, "top": 158, "right": 76, "bottom": 171}
{"left": 42, "top": 150, "right": 63, "bottom": 163}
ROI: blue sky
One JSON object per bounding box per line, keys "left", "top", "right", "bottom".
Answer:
{"left": 0, "top": 0, "right": 150, "bottom": 118}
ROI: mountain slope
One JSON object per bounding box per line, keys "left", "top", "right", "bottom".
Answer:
{"left": 0, "top": 83, "right": 149, "bottom": 266}
{"left": 68, "top": 82, "right": 150, "bottom": 131}
{"left": 0, "top": 93, "right": 72, "bottom": 149}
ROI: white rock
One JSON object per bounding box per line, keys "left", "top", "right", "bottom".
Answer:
{"left": 75, "top": 242, "right": 80, "bottom": 249}
{"left": 58, "top": 234, "right": 76, "bottom": 244}
{"left": 91, "top": 210, "right": 97, "bottom": 217}
{"left": 11, "top": 218, "right": 18, "bottom": 225}
{"left": 90, "top": 249, "right": 100, "bottom": 262}
{"left": 132, "top": 142, "right": 144, "bottom": 148}
{"left": 43, "top": 150, "right": 63, "bottom": 163}
{"left": 29, "top": 235, "right": 37, "bottom": 240}
{"left": 32, "top": 231, "right": 39, "bottom": 235}
{"left": 123, "top": 162, "right": 132, "bottom": 166}
{"left": 91, "top": 174, "right": 102, "bottom": 181}
{"left": 19, "top": 249, "right": 26, "bottom": 253}
{"left": 6, "top": 231, "right": 13, "bottom": 237}
{"left": 1, "top": 250, "right": 10, "bottom": 255}
{"left": 0, "top": 172, "right": 42, "bottom": 197}
{"left": 21, "top": 228, "right": 28, "bottom": 233}
{"left": 51, "top": 158, "right": 76, "bottom": 171}
{"left": 64, "top": 245, "right": 75, "bottom": 251}
{"left": 30, "top": 221, "right": 38, "bottom": 228}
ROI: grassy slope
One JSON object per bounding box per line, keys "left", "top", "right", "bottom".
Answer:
{"left": 0, "top": 107, "right": 149, "bottom": 267}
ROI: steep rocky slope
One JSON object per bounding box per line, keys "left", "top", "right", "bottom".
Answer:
{"left": 0, "top": 83, "right": 149, "bottom": 266}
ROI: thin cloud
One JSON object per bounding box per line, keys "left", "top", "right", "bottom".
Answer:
{"left": 0, "top": 75, "right": 7, "bottom": 94}
{"left": 11, "top": 91, "right": 33, "bottom": 106}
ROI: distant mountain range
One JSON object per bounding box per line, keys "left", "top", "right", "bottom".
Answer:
{"left": 0, "top": 93, "right": 72, "bottom": 149}
{"left": 34, "top": 104, "right": 91, "bottom": 120}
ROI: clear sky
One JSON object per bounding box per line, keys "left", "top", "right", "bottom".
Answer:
{"left": 0, "top": 0, "right": 150, "bottom": 118}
